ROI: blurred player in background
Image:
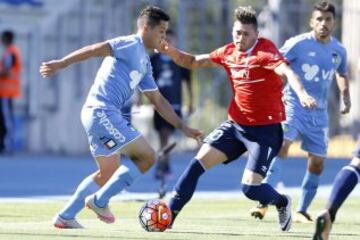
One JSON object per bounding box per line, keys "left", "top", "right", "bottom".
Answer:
{"left": 40, "top": 5, "right": 203, "bottom": 229}
{"left": 250, "top": 1, "right": 351, "bottom": 223}
{"left": 150, "top": 29, "right": 193, "bottom": 180}
{"left": 159, "top": 6, "right": 316, "bottom": 232}
{"left": 0, "top": 30, "right": 22, "bottom": 154}
{"left": 313, "top": 138, "right": 359, "bottom": 240}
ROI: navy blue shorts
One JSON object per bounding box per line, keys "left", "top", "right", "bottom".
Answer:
{"left": 153, "top": 110, "right": 182, "bottom": 132}
{"left": 203, "top": 120, "right": 283, "bottom": 177}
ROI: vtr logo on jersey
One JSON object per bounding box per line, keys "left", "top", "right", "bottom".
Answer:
{"left": 230, "top": 68, "right": 250, "bottom": 79}
{"left": 97, "top": 110, "right": 126, "bottom": 143}
{"left": 301, "top": 63, "right": 334, "bottom": 82}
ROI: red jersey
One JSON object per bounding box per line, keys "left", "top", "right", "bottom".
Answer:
{"left": 210, "top": 38, "right": 286, "bottom": 126}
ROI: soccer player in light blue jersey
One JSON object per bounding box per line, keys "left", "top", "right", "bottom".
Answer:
{"left": 250, "top": 1, "right": 351, "bottom": 223}
{"left": 40, "top": 6, "right": 203, "bottom": 229}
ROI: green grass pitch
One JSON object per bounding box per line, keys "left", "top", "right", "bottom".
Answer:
{"left": 0, "top": 197, "right": 359, "bottom": 240}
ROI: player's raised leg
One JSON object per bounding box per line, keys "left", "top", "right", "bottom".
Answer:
{"left": 168, "top": 143, "right": 224, "bottom": 228}
{"left": 86, "top": 136, "right": 156, "bottom": 223}
{"left": 313, "top": 155, "right": 360, "bottom": 240}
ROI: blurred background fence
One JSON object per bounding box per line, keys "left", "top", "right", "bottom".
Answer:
{"left": 0, "top": 0, "right": 359, "bottom": 155}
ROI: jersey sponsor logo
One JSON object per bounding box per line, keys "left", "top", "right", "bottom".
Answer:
{"left": 230, "top": 68, "right": 250, "bottom": 79}
{"left": 301, "top": 63, "right": 334, "bottom": 82}
{"left": 302, "top": 64, "right": 319, "bottom": 81}
{"left": 97, "top": 110, "right": 126, "bottom": 142}
{"left": 129, "top": 70, "right": 143, "bottom": 89}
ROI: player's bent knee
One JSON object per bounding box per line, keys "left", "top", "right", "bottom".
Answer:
{"left": 241, "top": 184, "right": 261, "bottom": 201}
{"left": 133, "top": 149, "right": 156, "bottom": 172}
{"left": 95, "top": 171, "right": 115, "bottom": 186}
{"left": 308, "top": 162, "right": 324, "bottom": 174}
{"left": 241, "top": 169, "right": 263, "bottom": 185}
{"left": 350, "top": 157, "right": 360, "bottom": 168}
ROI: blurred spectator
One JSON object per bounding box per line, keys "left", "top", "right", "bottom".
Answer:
{"left": 150, "top": 29, "right": 193, "bottom": 180}
{"left": 0, "top": 30, "right": 22, "bottom": 154}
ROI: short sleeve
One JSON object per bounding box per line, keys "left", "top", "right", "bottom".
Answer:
{"left": 138, "top": 61, "right": 158, "bottom": 92}
{"left": 336, "top": 49, "right": 348, "bottom": 76}
{"left": 209, "top": 45, "right": 227, "bottom": 65}
{"left": 279, "top": 38, "right": 298, "bottom": 62}
{"left": 107, "top": 36, "right": 137, "bottom": 60}
{"left": 259, "top": 42, "right": 286, "bottom": 70}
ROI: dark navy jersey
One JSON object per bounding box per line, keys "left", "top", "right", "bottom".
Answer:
{"left": 150, "top": 54, "right": 191, "bottom": 111}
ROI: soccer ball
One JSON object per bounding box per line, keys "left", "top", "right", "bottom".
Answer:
{"left": 139, "top": 199, "right": 172, "bottom": 232}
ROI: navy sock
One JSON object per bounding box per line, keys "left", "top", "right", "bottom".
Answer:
{"left": 242, "top": 183, "right": 287, "bottom": 208}
{"left": 169, "top": 159, "right": 205, "bottom": 222}
{"left": 326, "top": 165, "right": 360, "bottom": 222}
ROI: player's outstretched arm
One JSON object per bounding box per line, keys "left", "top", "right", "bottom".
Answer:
{"left": 335, "top": 73, "right": 351, "bottom": 114}
{"left": 144, "top": 90, "right": 204, "bottom": 144}
{"left": 39, "top": 41, "right": 112, "bottom": 78}
{"left": 274, "top": 62, "right": 317, "bottom": 109}
{"left": 157, "top": 40, "right": 217, "bottom": 69}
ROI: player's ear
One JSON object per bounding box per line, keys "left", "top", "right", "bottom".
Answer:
{"left": 309, "top": 14, "right": 315, "bottom": 29}
{"left": 309, "top": 18, "right": 313, "bottom": 29}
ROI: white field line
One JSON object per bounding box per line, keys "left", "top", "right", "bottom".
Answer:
{"left": 1, "top": 184, "right": 360, "bottom": 203}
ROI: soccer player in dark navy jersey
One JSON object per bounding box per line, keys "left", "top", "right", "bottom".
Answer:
{"left": 158, "top": 6, "right": 317, "bottom": 232}
{"left": 150, "top": 30, "right": 193, "bottom": 179}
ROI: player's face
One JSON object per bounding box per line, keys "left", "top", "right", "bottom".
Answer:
{"left": 232, "top": 21, "right": 258, "bottom": 52}
{"left": 144, "top": 21, "right": 168, "bottom": 50}
{"left": 310, "top": 10, "right": 335, "bottom": 42}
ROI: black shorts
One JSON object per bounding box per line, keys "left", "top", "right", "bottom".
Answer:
{"left": 203, "top": 120, "right": 283, "bottom": 177}
{"left": 153, "top": 110, "right": 182, "bottom": 132}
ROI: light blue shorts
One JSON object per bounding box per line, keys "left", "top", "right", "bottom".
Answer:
{"left": 283, "top": 112, "right": 329, "bottom": 157}
{"left": 81, "top": 107, "right": 141, "bottom": 157}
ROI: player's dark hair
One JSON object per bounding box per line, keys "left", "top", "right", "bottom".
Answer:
{"left": 1, "top": 30, "right": 14, "bottom": 45}
{"left": 313, "top": 1, "right": 336, "bottom": 18}
{"left": 234, "top": 6, "right": 258, "bottom": 29}
{"left": 138, "top": 5, "right": 170, "bottom": 28}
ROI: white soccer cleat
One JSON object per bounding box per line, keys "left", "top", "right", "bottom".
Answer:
{"left": 53, "top": 215, "right": 84, "bottom": 229}
{"left": 85, "top": 195, "right": 115, "bottom": 223}
{"left": 276, "top": 194, "right": 292, "bottom": 231}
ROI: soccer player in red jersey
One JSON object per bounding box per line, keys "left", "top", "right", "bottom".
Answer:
{"left": 158, "top": 6, "right": 317, "bottom": 232}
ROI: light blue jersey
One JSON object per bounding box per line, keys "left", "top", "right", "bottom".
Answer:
{"left": 84, "top": 34, "right": 157, "bottom": 110}
{"left": 82, "top": 34, "right": 158, "bottom": 157}
{"left": 280, "top": 32, "right": 347, "bottom": 157}
{"left": 281, "top": 31, "right": 347, "bottom": 114}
